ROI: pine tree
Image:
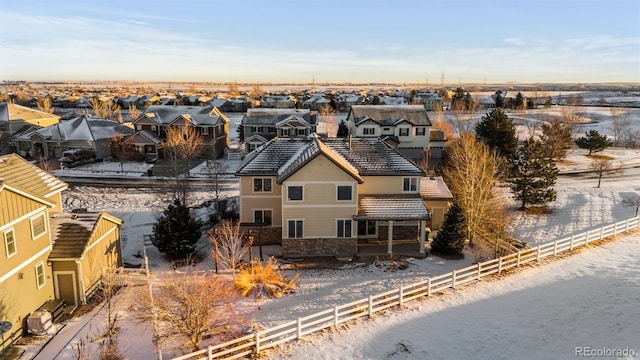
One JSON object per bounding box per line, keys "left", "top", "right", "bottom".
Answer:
{"left": 475, "top": 109, "right": 518, "bottom": 159}
{"left": 153, "top": 199, "right": 203, "bottom": 260}
{"left": 336, "top": 120, "right": 349, "bottom": 138}
{"left": 575, "top": 130, "right": 612, "bottom": 155}
{"left": 236, "top": 123, "right": 244, "bottom": 143}
{"left": 515, "top": 92, "right": 525, "bottom": 110}
{"left": 540, "top": 119, "right": 572, "bottom": 160}
{"left": 509, "top": 138, "right": 559, "bottom": 211}
{"left": 431, "top": 201, "right": 467, "bottom": 255}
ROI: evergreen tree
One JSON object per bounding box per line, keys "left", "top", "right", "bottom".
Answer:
{"left": 431, "top": 201, "right": 467, "bottom": 255}
{"left": 575, "top": 130, "right": 612, "bottom": 155}
{"left": 515, "top": 92, "right": 525, "bottom": 110}
{"left": 153, "top": 199, "right": 203, "bottom": 260}
{"left": 509, "top": 138, "right": 559, "bottom": 211}
{"left": 336, "top": 120, "right": 349, "bottom": 138}
{"left": 540, "top": 119, "right": 572, "bottom": 160}
{"left": 493, "top": 90, "right": 505, "bottom": 108}
{"left": 475, "top": 109, "right": 518, "bottom": 159}
{"left": 236, "top": 123, "right": 244, "bottom": 143}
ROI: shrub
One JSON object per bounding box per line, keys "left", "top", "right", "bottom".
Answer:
{"left": 234, "top": 258, "right": 298, "bottom": 299}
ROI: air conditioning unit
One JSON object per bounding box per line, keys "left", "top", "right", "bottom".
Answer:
{"left": 27, "top": 310, "right": 53, "bottom": 336}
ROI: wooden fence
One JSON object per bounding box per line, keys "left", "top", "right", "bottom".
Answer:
{"left": 171, "top": 217, "right": 640, "bottom": 360}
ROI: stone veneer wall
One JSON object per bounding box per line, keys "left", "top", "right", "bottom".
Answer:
{"left": 282, "top": 238, "right": 357, "bottom": 257}
{"left": 377, "top": 225, "right": 420, "bottom": 241}
{"left": 240, "top": 225, "right": 282, "bottom": 245}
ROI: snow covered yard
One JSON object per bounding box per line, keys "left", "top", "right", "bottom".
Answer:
{"left": 269, "top": 232, "right": 640, "bottom": 360}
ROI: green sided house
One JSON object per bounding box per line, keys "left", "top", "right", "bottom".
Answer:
{"left": 236, "top": 135, "right": 433, "bottom": 258}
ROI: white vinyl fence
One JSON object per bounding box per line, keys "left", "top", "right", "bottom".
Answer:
{"left": 171, "top": 216, "right": 640, "bottom": 360}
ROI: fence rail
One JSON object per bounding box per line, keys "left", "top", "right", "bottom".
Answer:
{"left": 171, "top": 217, "right": 639, "bottom": 360}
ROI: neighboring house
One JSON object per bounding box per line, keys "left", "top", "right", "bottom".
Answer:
{"left": 428, "top": 128, "right": 447, "bottom": 159}
{"left": 236, "top": 135, "right": 431, "bottom": 258}
{"left": 261, "top": 95, "right": 296, "bottom": 109}
{"left": 379, "top": 96, "right": 407, "bottom": 105}
{"left": 413, "top": 92, "right": 443, "bottom": 111}
{"left": 49, "top": 212, "right": 123, "bottom": 306}
{"left": 0, "top": 102, "right": 60, "bottom": 139}
{"left": 131, "top": 105, "right": 229, "bottom": 159}
{"left": 337, "top": 93, "right": 366, "bottom": 112}
{"left": 12, "top": 115, "right": 133, "bottom": 160}
{"left": 302, "top": 95, "right": 330, "bottom": 112}
{"left": 0, "top": 154, "right": 123, "bottom": 344}
{"left": 240, "top": 109, "right": 318, "bottom": 153}
{"left": 420, "top": 176, "right": 453, "bottom": 230}
{"left": 346, "top": 105, "right": 432, "bottom": 162}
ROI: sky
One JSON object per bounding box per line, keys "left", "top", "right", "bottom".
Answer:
{"left": 0, "top": 0, "right": 638, "bottom": 84}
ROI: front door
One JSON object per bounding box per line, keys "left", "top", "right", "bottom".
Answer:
{"left": 55, "top": 273, "right": 77, "bottom": 306}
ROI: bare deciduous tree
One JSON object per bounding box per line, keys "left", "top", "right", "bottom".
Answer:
{"left": 590, "top": 158, "right": 619, "bottom": 188}
{"left": 451, "top": 96, "right": 479, "bottom": 135}
{"left": 208, "top": 220, "right": 250, "bottom": 278}
{"left": 36, "top": 96, "right": 55, "bottom": 114}
{"left": 442, "top": 134, "right": 504, "bottom": 248}
{"left": 163, "top": 119, "right": 204, "bottom": 177}
{"left": 430, "top": 107, "right": 456, "bottom": 141}
{"left": 320, "top": 108, "right": 339, "bottom": 137}
{"left": 141, "top": 272, "right": 243, "bottom": 352}
{"left": 621, "top": 193, "right": 640, "bottom": 217}
{"left": 88, "top": 98, "right": 122, "bottom": 121}
{"left": 128, "top": 105, "right": 140, "bottom": 122}
{"left": 38, "top": 154, "right": 57, "bottom": 173}
{"left": 609, "top": 107, "right": 630, "bottom": 147}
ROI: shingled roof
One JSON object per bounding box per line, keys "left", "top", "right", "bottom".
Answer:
{"left": 241, "top": 108, "right": 318, "bottom": 126}
{"left": 350, "top": 105, "right": 432, "bottom": 126}
{"left": 0, "top": 154, "right": 67, "bottom": 199}
{"left": 236, "top": 136, "right": 424, "bottom": 180}
{"left": 141, "top": 105, "right": 228, "bottom": 126}
{"left": 356, "top": 195, "right": 430, "bottom": 220}
{"left": 49, "top": 212, "right": 122, "bottom": 259}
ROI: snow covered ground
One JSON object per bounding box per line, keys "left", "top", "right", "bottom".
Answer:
{"left": 18, "top": 105, "right": 640, "bottom": 360}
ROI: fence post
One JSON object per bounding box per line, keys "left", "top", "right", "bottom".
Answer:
{"left": 427, "top": 278, "right": 432, "bottom": 297}
{"left": 570, "top": 235, "right": 574, "bottom": 250}
{"left": 368, "top": 295, "right": 373, "bottom": 318}
{"left": 536, "top": 246, "right": 541, "bottom": 261}
{"left": 613, "top": 223, "right": 618, "bottom": 236}
{"left": 498, "top": 257, "right": 503, "bottom": 273}
{"left": 516, "top": 250, "right": 521, "bottom": 267}
{"left": 599, "top": 227, "right": 604, "bottom": 240}
{"left": 626, "top": 219, "right": 630, "bottom": 232}
{"left": 399, "top": 286, "right": 404, "bottom": 306}
{"left": 586, "top": 231, "right": 591, "bottom": 245}
{"left": 553, "top": 241, "right": 558, "bottom": 256}
{"left": 297, "top": 317, "right": 302, "bottom": 339}
{"left": 452, "top": 270, "right": 457, "bottom": 288}
{"left": 255, "top": 331, "right": 261, "bottom": 353}
{"left": 477, "top": 262, "right": 482, "bottom": 279}
{"left": 334, "top": 306, "right": 339, "bottom": 328}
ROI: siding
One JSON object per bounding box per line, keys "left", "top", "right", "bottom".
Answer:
{"left": 358, "top": 176, "right": 420, "bottom": 195}
{"left": 1, "top": 207, "right": 51, "bottom": 276}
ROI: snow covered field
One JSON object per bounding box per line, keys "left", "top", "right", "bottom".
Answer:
{"left": 20, "top": 105, "right": 640, "bottom": 360}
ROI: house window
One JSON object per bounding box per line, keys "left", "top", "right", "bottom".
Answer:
{"left": 31, "top": 213, "right": 47, "bottom": 240}
{"left": 248, "top": 143, "right": 257, "bottom": 152}
{"left": 4, "top": 229, "right": 16, "bottom": 258}
{"left": 268, "top": 127, "right": 275, "bottom": 133}
{"left": 35, "top": 262, "right": 45, "bottom": 289}
{"left": 288, "top": 220, "right": 303, "bottom": 238}
{"left": 281, "top": 128, "right": 290, "bottom": 136}
{"left": 250, "top": 126, "right": 258, "bottom": 133}
{"left": 383, "top": 127, "right": 391, "bottom": 131}
{"left": 201, "top": 127, "right": 209, "bottom": 135}
{"left": 337, "top": 185, "right": 352, "bottom": 201}
{"left": 287, "top": 186, "right": 303, "bottom": 201}
{"left": 399, "top": 128, "right": 409, "bottom": 137}
{"left": 337, "top": 219, "right": 352, "bottom": 238}
{"left": 253, "top": 178, "right": 272, "bottom": 192}
{"left": 151, "top": 125, "right": 157, "bottom": 131}
{"left": 403, "top": 177, "right": 418, "bottom": 192}
{"left": 136, "top": 125, "right": 142, "bottom": 130}
{"left": 363, "top": 127, "right": 376, "bottom": 135}
{"left": 357, "top": 220, "right": 377, "bottom": 236}
{"left": 415, "top": 127, "right": 426, "bottom": 136}
{"left": 297, "top": 128, "right": 306, "bottom": 136}
{"left": 254, "top": 210, "right": 272, "bottom": 226}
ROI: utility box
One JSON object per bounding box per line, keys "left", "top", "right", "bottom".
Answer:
{"left": 27, "top": 310, "right": 53, "bottom": 336}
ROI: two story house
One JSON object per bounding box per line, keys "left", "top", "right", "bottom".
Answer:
{"left": 346, "top": 105, "right": 432, "bottom": 162}
{"left": 236, "top": 135, "right": 431, "bottom": 258}
{"left": 241, "top": 109, "right": 318, "bottom": 153}
{"left": 0, "top": 154, "right": 122, "bottom": 345}
{"left": 128, "top": 105, "right": 229, "bottom": 160}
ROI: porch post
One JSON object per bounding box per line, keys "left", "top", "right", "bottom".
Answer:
{"left": 387, "top": 220, "right": 393, "bottom": 254}
{"left": 419, "top": 220, "right": 426, "bottom": 254}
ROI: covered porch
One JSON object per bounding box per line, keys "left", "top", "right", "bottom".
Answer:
{"left": 355, "top": 196, "right": 430, "bottom": 258}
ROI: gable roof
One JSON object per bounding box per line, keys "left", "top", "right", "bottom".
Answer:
{"left": 236, "top": 136, "right": 424, "bottom": 179}
{"left": 241, "top": 108, "right": 318, "bottom": 127}
{"left": 0, "top": 102, "right": 60, "bottom": 123}
{"left": 49, "top": 212, "right": 122, "bottom": 259}
{"left": 140, "top": 105, "right": 228, "bottom": 127}
{"left": 0, "top": 154, "right": 67, "bottom": 199}
{"left": 350, "top": 105, "right": 431, "bottom": 126}
{"left": 124, "top": 130, "right": 162, "bottom": 145}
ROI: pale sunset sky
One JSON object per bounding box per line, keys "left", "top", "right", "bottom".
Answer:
{"left": 0, "top": 0, "right": 638, "bottom": 84}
